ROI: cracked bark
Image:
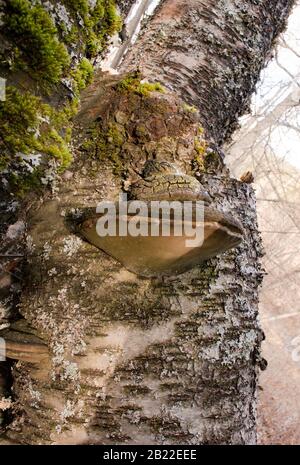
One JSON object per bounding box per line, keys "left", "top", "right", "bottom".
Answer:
{"left": 0, "top": 0, "right": 295, "bottom": 445}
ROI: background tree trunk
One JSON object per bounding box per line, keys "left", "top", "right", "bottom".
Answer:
{"left": 0, "top": 0, "right": 295, "bottom": 445}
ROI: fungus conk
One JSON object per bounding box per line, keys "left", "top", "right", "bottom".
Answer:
{"left": 79, "top": 160, "right": 244, "bottom": 277}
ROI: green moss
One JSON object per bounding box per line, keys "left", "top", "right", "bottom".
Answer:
{"left": 80, "top": 121, "right": 126, "bottom": 174}
{"left": 65, "top": 0, "right": 89, "bottom": 18}
{"left": 97, "top": 126, "right": 124, "bottom": 174}
{"left": 40, "top": 128, "right": 73, "bottom": 170}
{"left": 65, "top": 0, "right": 122, "bottom": 57}
{"left": 0, "top": 87, "right": 42, "bottom": 159}
{"left": 193, "top": 129, "right": 221, "bottom": 173}
{"left": 1, "top": 0, "right": 121, "bottom": 82}
{"left": 117, "top": 73, "right": 165, "bottom": 97}
{"left": 107, "top": 122, "right": 125, "bottom": 147}
{"left": 0, "top": 1, "right": 121, "bottom": 192}
{"left": 71, "top": 58, "right": 94, "bottom": 96}
{"left": 193, "top": 134, "right": 208, "bottom": 172}
{"left": 59, "top": 98, "right": 80, "bottom": 121}
{"left": 182, "top": 103, "right": 198, "bottom": 114}
{"left": 104, "top": 1, "right": 122, "bottom": 36}
{"left": 138, "top": 82, "right": 165, "bottom": 96}
{"left": 134, "top": 124, "right": 150, "bottom": 142}
{"left": 3, "top": 0, "right": 70, "bottom": 87}
{"left": 63, "top": 25, "right": 78, "bottom": 46}
{"left": 7, "top": 169, "right": 44, "bottom": 196}
{"left": 0, "top": 87, "right": 73, "bottom": 174}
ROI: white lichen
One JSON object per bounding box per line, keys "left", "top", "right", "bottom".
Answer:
{"left": 19, "top": 153, "right": 42, "bottom": 172}
{"left": 48, "top": 267, "right": 57, "bottom": 276}
{"left": 62, "top": 236, "right": 82, "bottom": 257}
{"left": 42, "top": 241, "right": 52, "bottom": 260}
{"left": 6, "top": 220, "right": 25, "bottom": 240}
{"left": 41, "top": 159, "right": 59, "bottom": 193}
{"left": 0, "top": 397, "right": 12, "bottom": 411}
{"left": 26, "top": 234, "right": 35, "bottom": 253}
{"left": 55, "top": 424, "right": 62, "bottom": 434}
{"left": 57, "top": 287, "right": 68, "bottom": 302}
{"left": 60, "top": 400, "right": 76, "bottom": 423}
{"left": 28, "top": 382, "right": 42, "bottom": 408}
{"left": 60, "top": 361, "right": 80, "bottom": 384}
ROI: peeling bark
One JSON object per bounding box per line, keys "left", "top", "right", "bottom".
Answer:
{"left": 121, "top": 0, "right": 295, "bottom": 145}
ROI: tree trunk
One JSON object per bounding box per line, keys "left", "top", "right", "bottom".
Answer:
{"left": 0, "top": 0, "right": 294, "bottom": 445}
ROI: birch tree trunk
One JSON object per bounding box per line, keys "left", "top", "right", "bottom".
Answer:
{"left": 0, "top": 0, "right": 295, "bottom": 445}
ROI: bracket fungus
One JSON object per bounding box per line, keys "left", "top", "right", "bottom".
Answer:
{"left": 79, "top": 161, "right": 244, "bottom": 277}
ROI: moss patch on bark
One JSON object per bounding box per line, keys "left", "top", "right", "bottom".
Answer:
{"left": 0, "top": 0, "right": 121, "bottom": 193}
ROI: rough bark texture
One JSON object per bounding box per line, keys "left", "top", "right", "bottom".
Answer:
{"left": 121, "top": 0, "right": 294, "bottom": 145}
{"left": 2, "top": 78, "right": 263, "bottom": 444}
{"left": 0, "top": 0, "right": 294, "bottom": 445}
